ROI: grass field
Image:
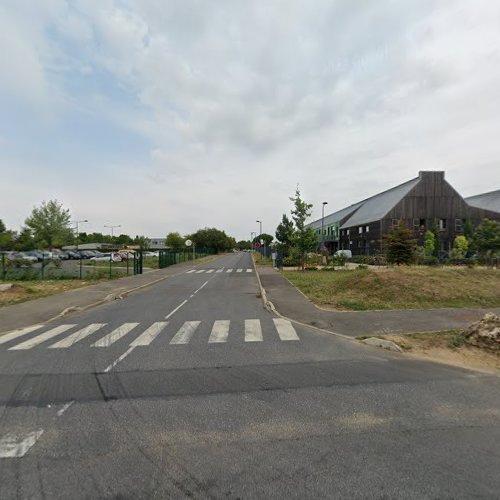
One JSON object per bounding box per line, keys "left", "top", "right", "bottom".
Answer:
{"left": 285, "top": 267, "right": 500, "bottom": 310}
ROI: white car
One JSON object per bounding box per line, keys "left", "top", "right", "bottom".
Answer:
{"left": 335, "top": 250, "right": 352, "bottom": 258}
{"left": 90, "top": 253, "right": 122, "bottom": 262}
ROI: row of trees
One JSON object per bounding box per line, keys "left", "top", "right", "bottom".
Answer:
{"left": 165, "top": 228, "right": 237, "bottom": 253}
{"left": 386, "top": 218, "right": 500, "bottom": 265}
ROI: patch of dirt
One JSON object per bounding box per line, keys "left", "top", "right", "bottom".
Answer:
{"left": 0, "top": 284, "right": 30, "bottom": 305}
{"left": 382, "top": 331, "right": 500, "bottom": 374}
{"left": 464, "top": 313, "right": 500, "bottom": 351}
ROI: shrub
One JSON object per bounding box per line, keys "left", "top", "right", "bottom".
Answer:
{"left": 282, "top": 256, "right": 299, "bottom": 267}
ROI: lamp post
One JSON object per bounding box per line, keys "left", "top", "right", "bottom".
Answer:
{"left": 104, "top": 224, "right": 121, "bottom": 244}
{"left": 251, "top": 231, "right": 256, "bottom": 253}
{"left": 73, "top": 219, "right": 88, "bottom": 250}
{"left": 321, "top": 202, "right": 328, "bottom": 250}
{"left": 256, "top": 220, "right": 263, "bottom": 259}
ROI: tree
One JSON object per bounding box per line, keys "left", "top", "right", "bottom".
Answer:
{"left": 275, "top": 214, "right": 295, "bottom": 256}
{"left": 253, "top": 233, "right": 273, "bottom": 246}
{"left": 25, "top": 200, "right": 72, "bottom": 248}
{"left": 384, "top": 220, "right": 417, "bottom": 265}
{"left": 450, "top": 235, "right": 469, "bottom": 260}
{"left": 134, "top": 235, "right": 151, "bottom": 250}
{"left": 431, "top": 220, "right": 441, "bottom": 259}
{"left": 189, "top": 227, "right": 236, "bottom": 252}
{"left": 471, "top": 219, "right": 500, "bottom": 262}
{"left": 237, "top": 240, "right": 252, "bottom": 250}
{"left": 289, "top": 187, "right": 318, "bottom": 270}
{"left": 166, "top": 232, "right": 185, "bottom": 250}
{"left": 0, "top": 219, "right": 6, "bottom": 233}
{"left": 423, "top": 230, "right": 435, "bottom": 257}
{"left": 15, "top": 227, "right": 35, "bottom": 251}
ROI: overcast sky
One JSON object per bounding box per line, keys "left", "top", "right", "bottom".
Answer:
{"left": 1, "top": 0, "right": 499, "bottom": 241}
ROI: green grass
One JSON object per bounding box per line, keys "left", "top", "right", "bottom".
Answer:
{"left": 285, "top": 267, "right": 500, "bottom": 311}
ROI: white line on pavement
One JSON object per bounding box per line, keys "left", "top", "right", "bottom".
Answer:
{"left": 273, "top": 318, "right": 300, "bottom": 341}
{"left": 208, "top": 320, "right": 230, "bottom": 343}
{"left": 245, "top": 319, "right": 263, "bottom": 342}
{"left": 170, "top": 321, "right": 201, "bottom": 344}
{"left": 206, "top": 269, "right": 214, "bottom": 273}
{"left": 9, "top": 325, "right": 76, "bottom": 350}
{"left": 130, "top": 322, "right": 168, "bottom": 346}
{"left": 92, "top": 323, "right": 139, "bottom": 347}
{"left": 216, "top": 268, "right": 224, "bottom": 273}
{"left": 186, "top": 270, "right": 196, "bottom": 274}
{"left": 226, "top": 269, "right": 233, "bottom": 273}
{"left": 237, "top": 269, "right": 243, "bottom": 273}
{"left": 0, "top": 430, "right": 44, "bottom": 458}
{"left": 194, "top": 280, "right": 209, "bottom": 294}
{"left": 246, "top": 269, "right": 253, "bottom": 273}
{"left": 57, "top": 401, "right": 74, "bottom": 417}
{"left": 0, "top": 324, "right": 44, "bottom": 345}
{"left": 49, "top": 324, "right": 107, "bottom": 349}
{"left": 103, "top": 346, "right": 136, "bottom": 372}
{"left": 165, "top": 300, "right": 188, "bottom": 320}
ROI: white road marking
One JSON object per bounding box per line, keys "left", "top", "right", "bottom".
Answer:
{"left": 195, "top": 270, "right": 205, "bottom": 274}
{"left": 170, "top": 321, "right": 201, "bottom": 344}
{"left": 186, "top": 270, "right": 196, "bottom": 274}
{"left": 216, "top": 268, "right": 224, "bottom": 273}
{"left": 193, "top": 280, "right": 209, "bottom": 294}
{"left": 226, "top": 269, "right": 233, "bottom": 273}
{"left": 0, "top": 430, "right": 44, "bottom": 458}
{"left": 236, "top": 269, "right": 243, "bottom": 273}
{"left": 246, "top": 269, "right": 253, "bottom": 273}
{"left": 49, "top": 324, "right": 106, "bottom": 348}
{"left": 0, "top": 324, "right": 44, "bottom": 345}
{"left": 245, "top": 319, "right": 263, "bottom": 342}
{"left": 130, "top": 322, "right": 168, "bottom": 346}
{"left": 165, "top": 299, "right": 188, "bottom": 320}
{"left": 103, "top": 346, "right": 135, "bottom": 372}
{"left": 206, "top": 269, "right": 214, "bottom": 274}
{"left": 92, "top": 323, "right": 139, "bottom": 347}
{"left": 208, "top": 320, "right": 230, "bottom": 343}
{"left": 57, "top": 401, "right": 74, "bottom": 417}
{"left": 9, "top": 324, "right": 76, "bottom": 350}
{"left": 273, "top": 318, "right": 300, "bottom": 341}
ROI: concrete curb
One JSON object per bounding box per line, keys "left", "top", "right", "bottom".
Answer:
{"left": 253, "top": 264, "right": 357, "bottom": 343}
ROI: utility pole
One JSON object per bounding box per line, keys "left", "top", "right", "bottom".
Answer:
{"left": 256, "top": 220, "right": 263, "bottom": 259}
{"left": 73, "top": 219, "right": 88, "bottom": 251}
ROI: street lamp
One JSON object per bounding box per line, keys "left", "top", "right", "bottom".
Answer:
{"left": 256, "top": 220, "right": 263, "bottom": 258}
{"left": 73, "top": 219, "right": 88, "bottom": 250}
{"left": 251, "top": 231, "right": 256, "bottom": 253}
{"left": 321, "top": 202, "right": 328, "bottom": 250}
{"left": 104, "top": 224, "right": 121, "bottom": 246}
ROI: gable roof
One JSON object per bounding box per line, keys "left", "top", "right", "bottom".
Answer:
{"left": 308, "top": 201, "right": 364, "bottom": 229}
{"left": 339, "top": 177, "right": 420, "bottom": 228}
{"left": 465, "top": 189, "right": 500, "bottom": 214}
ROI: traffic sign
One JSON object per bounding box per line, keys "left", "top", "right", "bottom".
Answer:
{"left": 255, "top": 242, "right": 261, "bottom": 249}
{"left": 185, "top": 239, "right": 192, "bottom": 247}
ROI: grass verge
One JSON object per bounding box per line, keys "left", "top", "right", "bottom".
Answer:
{"left": 285, "top": 266, "right": 500, "bottom": 310}
{"left": 0, "top": 280, "right": 108, "bottom": 307}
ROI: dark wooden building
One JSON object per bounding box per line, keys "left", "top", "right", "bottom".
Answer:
{"left": 308, "top": 171, "right": 500, "bottom": 256}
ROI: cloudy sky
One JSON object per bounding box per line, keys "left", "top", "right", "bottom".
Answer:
{"left": 1, "top": 0, "right": 499, "bottom": 241}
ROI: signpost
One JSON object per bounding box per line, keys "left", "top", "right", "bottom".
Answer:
{"left": 185, "top": 239, "right": 194, "bottom": 260}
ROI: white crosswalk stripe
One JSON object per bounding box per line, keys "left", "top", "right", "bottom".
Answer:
{"left": 170, "top": 321, "right": 200, "bottom": 344}
{"left": 205, "top": 269, "right": 214, "bottom": 274}
{"left": 273, "top": 319, "right": 300, "bottom": 341}
{"left": 246, "top": 269, "right": 253, "bottom": 273}
{"left": 0, "top": 324, "right": 44, "bottom": 345}
{"left": 208, "top": 320, "right": 230, "bottom": 343}
{"left": 226, "top": 269, "right": 233, "bottom": 273}
{"left": 216, "top": 269, "right": 224, "bottom": 273}
{"left": 49, "top": 323, "right": 107, "bottom": 348}
{"left": 195, "top": 270, "right": 205, "bottom": 274}
{"left": 236, "top": 269, "right": 243, "bottom": 273}
{"left": 245, "top": 319, "right": 263, "bottom": 342}
{"left": 186, "top": 270, "right": 196, "bottom": 274}
{"left": 130, "top": 322, "right": 168, "bottom": 346}
{"left": 3, "top": 319, "right": 300, "bottom": 350}
{"left": 9, "top": 324, "right": 76, "bottom": 350}
{"left": 92, "top": 323, "right": 139, "bottom": 347}
{"left": 185, "top": 268, "right": 254, "bottom": 274}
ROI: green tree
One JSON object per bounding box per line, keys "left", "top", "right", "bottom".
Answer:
{"left": 189, "top": 227, "right": 235, "bottom": 252}
{"left": 134, "top": 235, "right": 151, "bottom": 250}
{"left": 115, "top": 233, "right": 133, "bottom": 245}
{"left": 471, "top": 219, "right": 500, "bottom": 262}
{"left": 254, "top": 233, "right": 273, "bottom": 246}
{"left": 14, "top": 227, "right": 35, "bottom": 251}
{"left": 431, "top": 220, "right": 441, "bottom": 259}
{"left": 275, "top": 214, "right": 295, "bottom": 257}
{"left": 384, "top": 220, "right": 417, "bottom": 265}
{"left": 289, "top": 187, "right": 318, "bottom": 270}
{"left": 450, "top": 235, "right": 469, "bottom": 260}
{"left": 25, "top": 200, "right": 72, "bottom": 248}
{"left": 166, "top": 232, "right": 185, "bottom": 250}
{"left": 0, "top": 219, "right": 6, "bottom": 233}
{"left": 237, "top": 240, "right": 252, "bottom": 250}
{"left": 423, "top": 230, "right": 435, "bottom": 257}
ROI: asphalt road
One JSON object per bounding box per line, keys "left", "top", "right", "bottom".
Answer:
{"left": 1, "top": 252, "right": 499, "bottom": 499}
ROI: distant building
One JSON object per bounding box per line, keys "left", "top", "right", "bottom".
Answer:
{"left": 308, "top": 171, "right": 500, "bottom": 256}
{"left": 149, "top": 238, "right": 167, "bottom": 250}
{"left": 62, "top": 243, "right": 114, "bottom": 251}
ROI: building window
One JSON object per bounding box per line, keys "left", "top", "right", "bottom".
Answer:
{"left": 439, "top": 219, "right": 447, "bottom": 231}
{"left": 347, "top": 229, "right": 350, "bottom": 236}
{"left": 365, "top": 226, "right": 369, "bottom": 233}
{"left": 455, "top": 219, "right": 464, "bottom": 232}
{"left": 358, "top": 227, "right": 363, "bottom": 234}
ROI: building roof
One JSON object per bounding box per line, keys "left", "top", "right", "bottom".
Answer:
{"left": 339, "top": 177, "right": 420, "bottom": 228}
{"left": 308, "top": 201, "right": 364, "bottom": 229}
{"left": 465, "top": 189, "right": 500, "bottom": 214}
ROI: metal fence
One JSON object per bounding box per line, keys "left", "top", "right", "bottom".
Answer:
{"left": 0, "top": 253, "right": 144, "bottom": 281}
{"left": 158, "top": 248, "right": 215, "bottom": 269}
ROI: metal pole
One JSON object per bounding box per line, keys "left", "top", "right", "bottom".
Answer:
{"left": 256, "top": 220, "right": 262, "bottom": 259}
{"left": 321, "top": 202, "right": 328, "bottom": 250}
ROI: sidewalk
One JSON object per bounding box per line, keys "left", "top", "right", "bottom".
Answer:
{"left": 257, "top": 266, "right": 500, "bottom": 337}
{"left": 0, "top": 256, "right": 221, "bottom": 335}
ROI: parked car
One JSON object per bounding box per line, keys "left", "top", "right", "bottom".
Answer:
{"left": 25, "top": 250, "right": 44, "bottom": 262}
{"left": 89, "top": 253, "right": 122, "bottom": 262}
{"left": 335, "top": 250, "right": 352, "bottom": 259}
{"left": 18, "top": 252, "right": 38, "bottom": 262}
{"left": 65, "top": 250, "right": 80, "bottom": 260}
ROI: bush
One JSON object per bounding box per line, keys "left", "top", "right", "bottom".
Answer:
{"left": 304, "top": 266, "right": 318, "bottom": 271}
{"left": 416, "top": 255, "right": 439, "bottom": 266}
{"left": 282, "top": 256, "right": 299, "bottom": 267}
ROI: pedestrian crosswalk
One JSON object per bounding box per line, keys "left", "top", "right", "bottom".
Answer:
{"left": 3, "top": 318, "right": 300, "bottom": 351}
{"left": 186, "top": 268, "right": 253, "bottom": 274}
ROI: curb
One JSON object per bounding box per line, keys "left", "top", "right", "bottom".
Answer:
{"left": 252, "top": 264, "right": 356, "bottom": 342}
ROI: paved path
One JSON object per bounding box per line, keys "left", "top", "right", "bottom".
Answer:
{"left": 257, "top": 266, "right": 500, "bottom": 336}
